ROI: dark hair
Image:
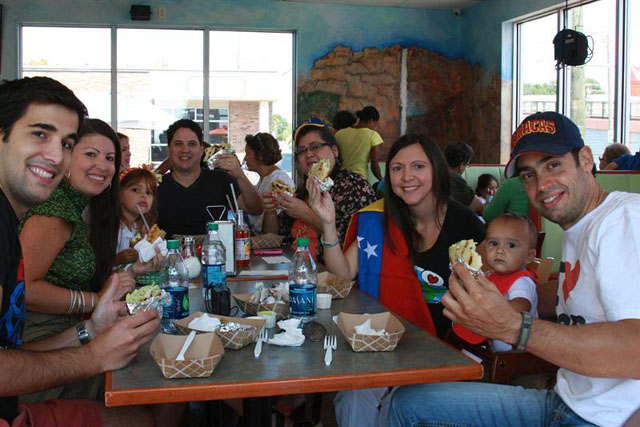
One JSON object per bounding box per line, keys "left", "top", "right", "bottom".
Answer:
{"left": 475, "top": 174, "right": 498, "bottom": 197}
{"left": 444, "top": 142, "right": 474, "bottom": 168}
{"left": 120, "top": 168, "right": 159, "bottom": 229}
{"left": 245, "top": 132, "right": 282, "bottom": 166}
{"left": 294, "top": 124, "right": 342, "bottom": 198}
{"left": 166, "top": 119, "right": 203, "bottom": 146}
{"left": 383, "top": 134, "right": 450, "bottom": 262}
{"left": 490, "top": 213, "right": 538, "bottom": 250}
{"left": 356, "top": 106, "right": 380, "bottom": 123}
{"left": 332, "top": 110, "right": 357, "bottom": 131}
{"left": 78, "top": 119, "right": 122, "bottom": 292}
{"left": 117, "top": 132, "right": 128, "bottom": 140}
{"left": 0, "top": 76, "right": 87, "bottom": 142}
{"left": 570, "top": 147, "right": 596, "bottom": 176}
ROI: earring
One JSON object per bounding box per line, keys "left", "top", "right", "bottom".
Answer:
{"left": 101, "top": 182, "right": 112, "bottom": 194}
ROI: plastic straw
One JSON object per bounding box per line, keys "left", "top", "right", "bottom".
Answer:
{"left": 229, "top": 183, "right": 240, "bottom": 215}
{"left": 225, "top": 194, "right": 235, "bottom": 218}
{"left": 136, "top": 204, "right": 151, "bottom": 233}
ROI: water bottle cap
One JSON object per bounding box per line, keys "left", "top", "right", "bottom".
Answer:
{"left": 207, "top": 222, "right": 218, "bottom": 231}
{"left": 167, "top": 239, "right": 179, "bottom": 249}
{"left": 297, "top": 237, "right": 309, "bottom": 247}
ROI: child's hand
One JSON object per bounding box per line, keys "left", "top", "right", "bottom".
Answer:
{"left": 115, "top": 249, "right": 138, "bottom": 265}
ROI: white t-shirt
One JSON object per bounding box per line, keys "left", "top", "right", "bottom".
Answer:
{"left": 554, "top": 191, "right": 640, "bottom": 426}
{"left": 492, "top": 276, "right": 538, "bottom": 352}
{"left": 249, "top": 168, "right": 294, "bottom": 234}
{"left": 116, "top": 221, "right": 138, "bottom": 253}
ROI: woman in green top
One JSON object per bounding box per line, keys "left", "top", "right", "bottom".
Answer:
{"left": 482, "top": 176, "right": 529, "bottom": 223}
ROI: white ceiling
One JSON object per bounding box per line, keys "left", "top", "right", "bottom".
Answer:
{"left": 281, "top": 0, "right": 484, "bottom": 10}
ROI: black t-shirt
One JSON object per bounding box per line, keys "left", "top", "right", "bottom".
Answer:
{"left": 158, "top": 168, "right": 240, "bottom": 238}
{"left": 414, "top": 200, "right": 485, "bottom": 337}
{"left": 0, "top": 189, "right": 25, "bottom": 421}
{"left": 449, "top": 172, "right": 475, "bottom": 207}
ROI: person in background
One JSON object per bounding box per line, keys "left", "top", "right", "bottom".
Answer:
{"left": 308, "top": 134, "right": 485, "bottom": 426}
{"left": 244, "top": 132, "right": 295, "bottom": 235}
{"left": 602, "top": 144, "right": 639, "bottom": 171}
{"left": 598, "top": 143, "right": 630, "bottom": 171}
{"left": 117, "top": 132, "right": 131, "bottom": 173}
{"left": 444, "top": 142, "right": 484, "bottom": 214}
{"left": 157, "top": 119, "right": 262, "bottom": 237}
{"left": 263, "top": 118, "right": 375, "bottom": 259}
{"left": 389, "top": 111, "right": 640, "bottom": 427}
{"left": 475, "top": 173, "right": 498, "bottom": 205}
{"left": 482, "top": 176, "right": 529, "bottom": 223}
{"left": 335, "top": 106, "right": 384, "bottom": 182}
{"left": 332, "top": 110, "right": 357, "bottom": 132}
{"left": 0, "top": 76, "right": 161, "bottom": 426}
{"left": 115, "top": 165, "right": 162, "bottom": 265}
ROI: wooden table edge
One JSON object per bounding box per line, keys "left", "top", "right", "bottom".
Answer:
{"left": 105, "top": 363, "right": 482, "bottom": 407}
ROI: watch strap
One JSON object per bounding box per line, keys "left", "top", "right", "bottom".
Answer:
{"left": 76, "top": 322, "right": 91, "bottom": 345}
{"left": 516, "top": 311, "right": 532, "bottom": 351}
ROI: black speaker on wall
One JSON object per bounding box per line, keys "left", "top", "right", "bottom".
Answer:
{"left": 130, "top": 5, "right": 151, "bottom": 21}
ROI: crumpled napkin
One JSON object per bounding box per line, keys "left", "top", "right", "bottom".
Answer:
{"left": 134, "top": 237, "right": 168, "bottom": 263}
{"left": 268, "top": 318, "right": 305, "bottom": 346}
{"left": 188, "top": 313, "right": 222, "bottom": 332}
{"left": 354, "top": 319, "right": 386, "bottom": 336}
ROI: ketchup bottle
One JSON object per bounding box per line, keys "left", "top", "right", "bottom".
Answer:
{"left": 235, "top": 209, "right": 250, "bottom": 268}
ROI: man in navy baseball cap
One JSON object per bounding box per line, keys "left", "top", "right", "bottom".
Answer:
{"left": 505, "top": 111, "right": 584, "bottom": 178}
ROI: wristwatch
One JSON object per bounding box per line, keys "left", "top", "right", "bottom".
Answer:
{"left": 516, "top": 311, "right": 532, "bottom": 351}
{"left": 76, "top": 322, "right": 91, "bottom": 345}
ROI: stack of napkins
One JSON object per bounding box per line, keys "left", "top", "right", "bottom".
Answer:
{"left": 134, "top": 237, "right": 168, "bottom": 263}
{"left": 268, "top": 318, "right": 305, "bottom": 346}
{"left": 354, "top": 319, "right": 386, "bottom": 336}
{"left": 188, "top": 314, "right": 222, "bottom": 332}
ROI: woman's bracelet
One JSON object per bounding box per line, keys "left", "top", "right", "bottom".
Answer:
{"left": 320, "top": 235, "right": 340, "bottom": 248}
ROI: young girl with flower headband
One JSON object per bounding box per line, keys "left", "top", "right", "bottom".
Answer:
{"left": 115, "top": 165, "right": 162, "bottom": 265}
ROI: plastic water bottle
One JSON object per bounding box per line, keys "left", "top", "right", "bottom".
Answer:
{"left": 288, "top": 237, "right": 317, "bottom": 321}
{"left": 201, "top": 222, "right": 230, "bottom": 315}
{"left": 160, "top": 239, "right": 189, "bottom": 333}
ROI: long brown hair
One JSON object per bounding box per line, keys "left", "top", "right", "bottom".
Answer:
{"left": 383, "top": 134, "right": 450, "bottom": 262}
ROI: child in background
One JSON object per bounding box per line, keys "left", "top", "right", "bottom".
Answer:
{"left": 453, "top": 213, "right": 538, "bottom": 351}
{"left": 475, "top": 173, "right": 499, "bottom": 204}
{"left": 115, "top": 165, "right": 161, "bottom": 265}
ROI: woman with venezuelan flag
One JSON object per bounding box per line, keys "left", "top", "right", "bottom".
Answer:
{"left": 308, "top": 134, "right": 486, "bottom": 426}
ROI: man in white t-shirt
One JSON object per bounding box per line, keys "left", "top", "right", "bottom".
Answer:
{"left": 389, "top": 111, "right": 640, "bottom": 427}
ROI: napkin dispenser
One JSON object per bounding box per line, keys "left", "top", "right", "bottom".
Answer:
{"left": 214, "top": 220, "right": 236, "bottom": 276}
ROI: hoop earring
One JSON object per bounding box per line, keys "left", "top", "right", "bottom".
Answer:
{"left": 101, "top": 182, "right": 112, "bottom": 194}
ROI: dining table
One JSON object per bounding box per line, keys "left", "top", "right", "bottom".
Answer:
{"left": 106, "top": 252, "right": 483, "bottom": 422}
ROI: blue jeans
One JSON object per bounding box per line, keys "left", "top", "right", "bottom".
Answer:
{"left": 388, "top": 382, "right": 595, "bottom": 427}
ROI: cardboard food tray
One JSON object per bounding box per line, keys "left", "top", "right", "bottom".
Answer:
{"left": 150, "top": 332, "right": 224, "bottom": 379}
{"left": 233, "top": 293, "right": 289, "bottom": 320}
{"left": 250, "top": 233, "right": 284, "bottom": 249}
{"left": 317, "top": 271, "right": 354, "bottom": 299}
{"left": 175, "top": 312, "right": 265, "bottom": 350}
{"left": 337, "top": 312, "right": 405, "bottom": 352}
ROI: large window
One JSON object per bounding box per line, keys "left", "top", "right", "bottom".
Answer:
{"left": 20, "top": 26, "right": 294, "bottom": 172}
{"left": 514, "top": 0, "right": 637, "bottom": 164}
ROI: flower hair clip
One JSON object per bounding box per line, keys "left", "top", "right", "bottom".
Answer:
{"left": 119, "top": 164, "right": 163, "bottom": 183}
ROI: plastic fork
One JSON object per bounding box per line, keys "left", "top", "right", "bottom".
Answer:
{"left": 324, "top": 334, "right": 337, "bottom": 366}
{"left": 253, "top": 328, "right": 269, "bottom": 358}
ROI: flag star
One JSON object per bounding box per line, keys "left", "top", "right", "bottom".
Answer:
{"left": 364, "top": 241, "right": 378, "bottom": 259}
{"left": 357, "top": 236, "right": 364, "bottom": 249}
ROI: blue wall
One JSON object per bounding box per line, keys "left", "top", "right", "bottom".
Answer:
{"left": 1, "top": 0, "right": 461, "bottom": 79}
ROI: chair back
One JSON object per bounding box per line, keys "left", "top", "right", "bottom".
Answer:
{"left": 527, "top": 257, "right": 553, "bottom": 283}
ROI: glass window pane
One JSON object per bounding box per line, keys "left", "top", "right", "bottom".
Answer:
{"left": 566, "top": 0, "right": 616, "bottom": 163}
{"left": 627, "top": 0, "right": 640, "bottom": 154}
{"left": 117, "top": 29, "right": 203, "bottom": 166}
{"left": 21, "top": 27, "right": 111, "bottom": 123}
{"left": 517, "top": 14, "right": 558, "bottom": 126}
{"left": 209, "top": 31, "right": 294, "bottom": 179}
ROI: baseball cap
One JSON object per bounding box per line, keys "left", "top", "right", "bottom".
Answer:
{"left": 505, "top": 111, "right": 584, "bottom": 178}
{"left": 293, "top": 117, "right": 331, "bottom": 143}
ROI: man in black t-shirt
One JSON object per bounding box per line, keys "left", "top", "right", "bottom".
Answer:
{"left": 158, "top": 119, "right": 263, "bottom": 237}
{"left": 0, "top": 77, "right": 160, "bottom": 425}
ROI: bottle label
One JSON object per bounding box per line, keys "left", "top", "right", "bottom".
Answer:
{"left": 202, "top": 263, "right": 226, "bottom": 288}
{"left": 162, "top": 286, "right": 189, "bottom": 320}
{"left": 235, "top": 237, "right": 250, "bottom": 261}
{"left": 289, "top": 283, "right": 317, "bottom": 316}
